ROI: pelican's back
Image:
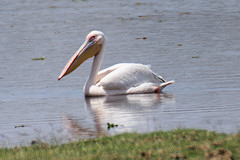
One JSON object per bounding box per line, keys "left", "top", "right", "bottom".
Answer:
{"left": 97, "top": 63, "right": 164, "bottom": 91}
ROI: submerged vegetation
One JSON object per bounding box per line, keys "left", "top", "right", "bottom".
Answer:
{"left": 32, "top": 56, "right": 45, "bottom": 61}
{"left": 192, "top": 56, "right": 200, "bottom": 59}
{"left": 0, "top": 129, "right": 239, "bottom": 160}
{"left": 136, "top": 37, "right": 147, "bottom": 40}
{"left": 107, "top": 122, "right": 118, "bottom": 130}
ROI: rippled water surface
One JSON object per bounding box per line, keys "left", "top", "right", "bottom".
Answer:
{"left": 0, "top": 0, "right": 240, "bottom": 146}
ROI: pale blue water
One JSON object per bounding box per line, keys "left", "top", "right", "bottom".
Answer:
{"left": 0, "top": 0, "right": 240, "bottom": 147}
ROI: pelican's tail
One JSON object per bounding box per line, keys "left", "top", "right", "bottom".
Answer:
{"left": 159, "top": 80, "right": 175, "bottom": 91}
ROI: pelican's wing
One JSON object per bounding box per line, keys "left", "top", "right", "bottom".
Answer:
{"left": 96, "top": 63, "right": 133, "bottom": 83}
{"left": 96, "top": 63, "right": 165, "bottom": 91}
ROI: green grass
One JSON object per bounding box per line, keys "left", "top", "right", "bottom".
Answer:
{"left": 0, "top": 129, "right": 239, "bottom": 160}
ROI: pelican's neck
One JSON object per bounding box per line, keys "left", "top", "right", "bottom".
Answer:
{"left": 84, "top": 44, "right": 105, "bottom": 89}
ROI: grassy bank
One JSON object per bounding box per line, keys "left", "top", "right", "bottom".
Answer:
{"left": 0, "top": 129, "right": 239, "bottom": 160}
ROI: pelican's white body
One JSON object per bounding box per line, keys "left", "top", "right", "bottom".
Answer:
{"left": 84, "top": 63, "right": 173, "bottom": 96}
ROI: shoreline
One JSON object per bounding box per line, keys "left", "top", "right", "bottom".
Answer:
{"left": 1, "top": 128, "right": 239, "bottom": 159}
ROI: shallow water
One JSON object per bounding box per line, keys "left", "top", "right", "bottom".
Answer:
{"left": 0, "top": 0, "right": 240, "bottom": 147}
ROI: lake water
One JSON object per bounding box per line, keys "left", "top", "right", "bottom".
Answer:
{"left": 0, "top": 0, "right": 240, "bottom": 147}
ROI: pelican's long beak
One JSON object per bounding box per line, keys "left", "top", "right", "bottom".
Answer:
{"left": 58, "top": 40, "right": 101, "bottom": 80}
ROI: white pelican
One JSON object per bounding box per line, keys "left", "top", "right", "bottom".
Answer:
{"left": 58, "top": 30, "right": 174, "bottom": 96}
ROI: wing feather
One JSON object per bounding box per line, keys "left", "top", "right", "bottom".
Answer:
{"left": 96, "top": 63, "right": 163, "bottom": 90}
{"left": 96, "top": 63, "right": 129, "bottom": 83}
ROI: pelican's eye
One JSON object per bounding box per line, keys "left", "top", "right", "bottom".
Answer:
{"left": 89, "top": 36, "right": 96, "bottom": 42}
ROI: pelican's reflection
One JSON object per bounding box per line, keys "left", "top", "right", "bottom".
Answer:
{"left": 63, "top": 93, "right": 175, "bottom": 139}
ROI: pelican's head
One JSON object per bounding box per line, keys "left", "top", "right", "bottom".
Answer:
{"left": 58, "top": 30, "right": 105, "bottom": 80}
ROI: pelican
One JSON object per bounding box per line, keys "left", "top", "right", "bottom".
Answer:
{"left": 58, "top": 30, "right": 174, "bottom": 96}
